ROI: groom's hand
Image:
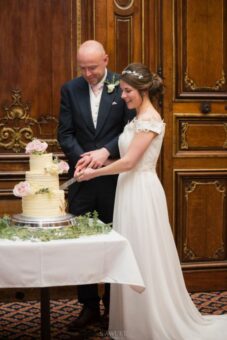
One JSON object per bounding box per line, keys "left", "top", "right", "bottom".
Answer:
{"left": 78, "top": 147, "right": 110, "bottom": 169}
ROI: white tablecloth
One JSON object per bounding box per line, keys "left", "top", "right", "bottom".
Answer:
{"left": 0, "top": 230, "right": 145, "bottom": 293}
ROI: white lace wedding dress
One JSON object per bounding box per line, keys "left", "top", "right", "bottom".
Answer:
{"left": 109, "top": 118, "right": 227, "bottom": 340}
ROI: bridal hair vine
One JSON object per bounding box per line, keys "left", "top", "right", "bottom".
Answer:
{"left": 122, "top": 70, "right": 143, "bottom": 79}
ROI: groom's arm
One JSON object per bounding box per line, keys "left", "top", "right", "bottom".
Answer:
{"left": 58, "top": 85, "right": 84, "bottom": 168}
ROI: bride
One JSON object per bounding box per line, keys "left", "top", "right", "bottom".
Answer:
{"left": 75, "top": 63, "right": 227, "bottom": 340}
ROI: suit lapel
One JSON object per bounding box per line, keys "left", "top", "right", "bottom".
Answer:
{"left": 95, "top": 72, "right": 118, "bottom": 136}
{"left": 77, "top": 81, "right": 96, "bottom": 133}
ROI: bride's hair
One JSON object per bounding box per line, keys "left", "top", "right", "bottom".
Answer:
{"left": 121, "top": 63, "right": 164, "bottom": 100}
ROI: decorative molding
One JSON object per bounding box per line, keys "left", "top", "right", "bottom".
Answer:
{"left": 114, "top": 0, "right": 134, "bottom": 10}
{"left": 184, "top": 72, "right": 196, "bottom": 91}
{"left": 115, "top": 16, "right": 132, "bottom": 68}
{"left": 183, "top": 180, "right": 226, "bottom": 261}
{"left": 179, "top": 119, "right": 227, "bottom": 152}
{"left": 183, "top": 242, "right": 197, "bottom": 260}
{"left": 0, "top": 89, "right": 58, "bottom": 153}
{"left": 184, "top": 180, "right": 197, "bottom": 195}
{"left": 183, "top": 240, "right": 225, "bottom": 261}
{"left": 213, "top": 244, "right": 225, "bottom": 259}
{"left": 180, "top": 122, "right": 188, "bottom": 149}
{"left": 214, "top": 180, "right": 226, "bottom": 194}
{"left": 184, "top": 70, "right": 226, "bottom": 91}
{"left": 185, "top": 180, "right": 226, "bottom": 197}
{"left": 224, "top": 123, "right": 227, "bottom": 148}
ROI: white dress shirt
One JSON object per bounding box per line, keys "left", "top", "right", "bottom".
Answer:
{"left": 89, "top": 69, "right": 107, "bottom": 128}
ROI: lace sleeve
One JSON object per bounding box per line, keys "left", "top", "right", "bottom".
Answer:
{"left": 135, "top": 119, "right": 164, "bottom": 134}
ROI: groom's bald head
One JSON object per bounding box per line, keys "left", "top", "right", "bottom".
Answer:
{"left": 78, "top": 40, "right": 106, "bottom": 57}
{"left": 77, "top": 40, "right": 108, "bottom": 85}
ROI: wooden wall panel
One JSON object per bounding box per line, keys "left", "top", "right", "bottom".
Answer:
{"left": 175, "top": 0, "right": 227, "bottom": 98}
{"left": 115, "top": 16, "right": 133, "bottom": 70}
{"left": 0, "top": 0, "right": 77, "bottom": 217}
{"left": 0, "top": 0, "right": 76, "bottom": 159}
{"left": 88, "top": 0, "right": 162, "bottom": 76}
{"left": 163, "top": 0, "right": 227, "bottom": 290}
{"left": 176, "top": 171, "right": 226, "bottom": 263}
{"left": 0, "top": 173, "right": 25, "bottom": 215}
{"left": 92, "top": 0, "right": 143, "bottom": 71}
{"left": 174, "top": 114, "right": 227, "bottom": 156}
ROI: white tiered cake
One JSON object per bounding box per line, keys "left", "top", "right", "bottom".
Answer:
{"left": 13, "top": 139, "right": 69, "bottom": 218}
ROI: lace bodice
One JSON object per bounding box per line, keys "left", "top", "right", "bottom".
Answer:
{"left": 119, "top": 118, "right": 165, "bottom": 172}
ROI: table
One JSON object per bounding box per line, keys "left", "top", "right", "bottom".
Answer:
{"left": 0, "top": 230, "right": 145, "bottom": 339}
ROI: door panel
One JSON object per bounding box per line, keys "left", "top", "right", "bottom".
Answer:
{"left": 175, "top": 0, "right": 227, "bottom": 98}
{"left": 163, "top": 0, "right": 227, "bottom": 290}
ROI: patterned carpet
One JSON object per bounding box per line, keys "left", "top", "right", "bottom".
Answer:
{"left": 0, "top": 292, "right": 226, "bottom": 339}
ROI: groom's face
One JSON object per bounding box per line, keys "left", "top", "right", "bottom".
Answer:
{"left": 78, "top": 51, "right": 108, "bottom": 86}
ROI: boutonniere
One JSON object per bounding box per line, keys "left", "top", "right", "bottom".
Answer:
{"left": 105, "top": 75, "right": 120, "bottom": 93}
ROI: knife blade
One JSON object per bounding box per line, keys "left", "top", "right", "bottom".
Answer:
{"left": 60, "top": 177, "right": 77, "bottom": 190}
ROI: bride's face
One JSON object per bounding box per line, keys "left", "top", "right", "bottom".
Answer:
{"left": 120, "top": 80, "right": 142, "bottom": 110}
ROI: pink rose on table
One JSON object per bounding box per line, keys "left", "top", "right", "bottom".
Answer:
{"left": 13, "top": 181, "right": 32, "bottom": 197}
{"left": 25, "top": 139, "right": 48, "bottom": 154}
{"left": 58, "top": 160, "right": 69, "bottom": 174}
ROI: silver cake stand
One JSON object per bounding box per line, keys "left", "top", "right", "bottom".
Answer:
{"left": 11, "top": 213, "right": 76, "bottom": 228}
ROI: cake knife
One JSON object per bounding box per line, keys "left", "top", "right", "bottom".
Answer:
{"left": 60, "top": 177, "right": 77, "bottom": 190}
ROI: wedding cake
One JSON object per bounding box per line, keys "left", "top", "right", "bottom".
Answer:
{"left": 13, "top": 139, "right": 69, "bottom": 218}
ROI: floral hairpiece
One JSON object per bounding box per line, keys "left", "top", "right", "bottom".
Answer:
{"left": 122, "top": 70, "right": 143, "bottom": 79}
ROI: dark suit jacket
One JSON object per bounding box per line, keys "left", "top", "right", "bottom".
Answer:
{"left": 57, "top": 70, "right": 135, "bottom": 207}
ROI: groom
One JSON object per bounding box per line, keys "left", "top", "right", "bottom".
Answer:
{"left": 57, "top": 40, "right": 135, "bottom": 331}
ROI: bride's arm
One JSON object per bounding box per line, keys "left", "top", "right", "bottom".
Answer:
{"left": 103, "top": 158, "right": 116, "bottom": 166}
{"left": 75, "top": 130, "right": 157, "bottom": 181}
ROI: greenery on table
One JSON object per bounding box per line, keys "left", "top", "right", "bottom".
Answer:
{"left": 0, "top": 212, "right": 111, "bottom": 242}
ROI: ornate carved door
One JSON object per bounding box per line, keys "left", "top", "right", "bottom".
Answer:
{"left": 163, "top": 0, "right": 227, "bottom": 290}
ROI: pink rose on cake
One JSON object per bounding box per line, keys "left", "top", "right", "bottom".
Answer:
{"left": 13, "top": 181, "right": 32, "bottom": 197}
{"left": 58, "top": 160, "right": 69, "bottom": 174}
{"left": 25, "top": 139, "right": 48, "bottom": 154}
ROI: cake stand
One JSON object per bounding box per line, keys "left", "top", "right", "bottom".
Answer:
{"left": 11, "top": 213, "right": 76, "bottom": 228}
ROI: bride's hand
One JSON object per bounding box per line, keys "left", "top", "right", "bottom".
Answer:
{"left": 74, "top": 168, "right": 96, "bottom": 182}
